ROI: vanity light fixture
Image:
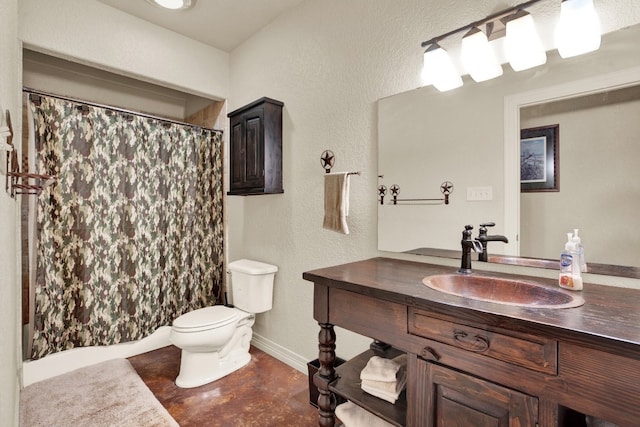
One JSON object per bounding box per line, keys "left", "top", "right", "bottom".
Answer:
{"left": 556, "top": 0, "right": 601, "bottom": 58}
{"left": 419, "top": 0, "right": 602, "bottom": 92}
{"left": 146, "top": 0, "right": 195, "bottom": 10}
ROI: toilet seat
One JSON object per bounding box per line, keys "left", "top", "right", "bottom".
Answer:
{"left": 172, "top": 306, "right": 240, "bottom": 333}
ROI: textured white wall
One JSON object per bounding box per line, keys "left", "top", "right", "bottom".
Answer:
{"left": 20, "top": 49, "right": 226, "bottom": 124}
{"left": 19, "top": 0, "right": 229, "bottom": 100}
{"left": 228, "top": 0, "right": 640, "bottom": 364}
{"left": 0, "top": 0, "right": 21, "bottom": 422}
{"left": 23, "top": 51, "right": 192, "bottom": 119}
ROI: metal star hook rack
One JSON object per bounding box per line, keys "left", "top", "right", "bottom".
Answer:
{"left": 378, "top": 181, "right": 453, "bottom": 205}
{"left": 3, "top": 110, "right": 57, "bottom": 197}
{"left": 320, "top": 150, "right": 361, "bottom": 176}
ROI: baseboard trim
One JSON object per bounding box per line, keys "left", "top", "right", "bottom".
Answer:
{"left": 22, "top": 328, "right": 311, "bottom": 386}
{"left": 251, "top": 333, "right": 310, "bottom": 374}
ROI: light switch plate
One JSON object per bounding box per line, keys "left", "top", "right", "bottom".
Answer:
{"left": 467, "top": 186, "right": 493, "bottom": 201}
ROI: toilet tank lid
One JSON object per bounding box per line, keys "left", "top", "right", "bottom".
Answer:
{"left": 228, "top": 259, "right": 278, "bottom": 275}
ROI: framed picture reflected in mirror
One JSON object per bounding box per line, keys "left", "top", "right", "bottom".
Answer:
{"left": 520, "top": 124, "right": 559, "bottom": 192}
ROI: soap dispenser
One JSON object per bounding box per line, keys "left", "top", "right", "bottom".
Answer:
{"left": 572, "top": 228, "right": 587, "bottom": 272}
{"left": 559, "top": 233, "right": 583, "bottom": 291}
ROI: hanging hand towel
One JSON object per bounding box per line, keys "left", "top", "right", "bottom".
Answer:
{"left": 335, "top": 401, "right": 394, "bottom": 427}
{"left": 323, "top": 172, "right": 351, "bottom": 234}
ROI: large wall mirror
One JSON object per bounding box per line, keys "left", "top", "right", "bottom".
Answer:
{"left": 378, "top": 24, "right": 640, "bottom": 278}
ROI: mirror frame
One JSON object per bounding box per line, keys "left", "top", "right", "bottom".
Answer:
{"left": 503, "top": 65, "right": 640, "bottom": 278}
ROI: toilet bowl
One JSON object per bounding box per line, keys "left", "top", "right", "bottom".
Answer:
{"left": 170, "top": 305, "right": 254, "bottom": 388}
{"left": 170, "top": 259, "right": 277, "bottom": 388}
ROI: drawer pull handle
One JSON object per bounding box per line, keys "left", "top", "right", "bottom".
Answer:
{"left": 453, "top": 330, "right": 490, "bottom": 353}
{"left": 420, "top": 347, "right": 440, "bottom": 361}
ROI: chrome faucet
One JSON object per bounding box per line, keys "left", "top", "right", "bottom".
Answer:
{"left": 459, "top": 225, "right": 483, "bottom": 274}
{"left": 476, "top": 222, "right": 509, "bottom": 262}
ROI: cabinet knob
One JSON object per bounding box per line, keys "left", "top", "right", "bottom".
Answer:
{"left": 420, "top": 346, "right": 440, "bottom": 361}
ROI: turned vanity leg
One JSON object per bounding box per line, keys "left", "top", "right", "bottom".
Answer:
{"left": 315, "top": 322, "right": 338, "bottom": 427}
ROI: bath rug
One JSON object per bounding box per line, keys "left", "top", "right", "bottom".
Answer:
{"left": 19, "top": 358, "right": 178, "bottom": 427}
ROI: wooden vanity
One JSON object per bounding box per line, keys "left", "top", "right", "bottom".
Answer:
{"left": 303, "top": 257, "right": 640, "bottom": 427}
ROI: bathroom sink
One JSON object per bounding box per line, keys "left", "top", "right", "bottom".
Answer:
{"left": 422, "top": 274, "right": 584, "bottom": 309}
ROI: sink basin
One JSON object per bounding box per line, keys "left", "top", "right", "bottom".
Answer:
{"left": 422, "top": 274, "right": 585, "bottom": 309}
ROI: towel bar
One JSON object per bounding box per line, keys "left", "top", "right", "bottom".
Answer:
{"left": 381, "top": 181, "right": 453, "bottom": 205}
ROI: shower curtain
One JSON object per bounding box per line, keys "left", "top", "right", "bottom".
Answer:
{"left": 28, "top": 95, "right": 224, "bottom": 360}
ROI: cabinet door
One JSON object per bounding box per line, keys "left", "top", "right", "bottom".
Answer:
{"left": 229, "top": 109, "right": 265, "bottom": 191}
{"left": 243, "top": 109, "right": 264, "bottom": 188}
{"left": 417, "top": 361, "right": 538, "bottom": 427}
{"left": 229, "top": 116, "right": 246, "bottom": 189}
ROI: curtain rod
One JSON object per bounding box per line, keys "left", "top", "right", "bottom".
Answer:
{"left": 23, "top": 87, "right": 223, "bottom": 134}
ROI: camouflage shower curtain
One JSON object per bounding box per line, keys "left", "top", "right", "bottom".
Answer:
{"left": 29, "top": 95, "right": 224, "bottom": 360}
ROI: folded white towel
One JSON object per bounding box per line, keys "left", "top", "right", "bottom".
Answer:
{"left": 362, "top": 366, "right": 407, "bottom": 395}
{"left": 335, "top": 401, "right": 394, "bottom": 427}
{"left": 361, "top": 368, "right": 407, "bottom": 404}
{"left": 360, "top": 355, "right": 405, "bottom": 382}
{"left": 323, "top": 172, "right": 350, "bottom": 234}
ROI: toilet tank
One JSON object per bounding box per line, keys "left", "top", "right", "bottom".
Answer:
{"left": 228, "top": 259, "right": 278, "bottom": 314}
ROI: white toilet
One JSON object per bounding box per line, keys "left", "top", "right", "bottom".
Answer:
{"left": 169, "top": 259, "right": 277, "bottom": 388}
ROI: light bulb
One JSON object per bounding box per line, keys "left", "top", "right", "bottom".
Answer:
{"left": 556, "top": 0, "right": 601, "bottom": 58}
{"left": 461, "top": 27, "right": 503, "bottom": 82}
{"left": 422, "top": 44, "right": 463, "bottom": 92}
{"left": 504, "top": 10, "right": 547, "bottom": 71}
{"left": 149, "top": 0, "right": 194, "bottom": 10}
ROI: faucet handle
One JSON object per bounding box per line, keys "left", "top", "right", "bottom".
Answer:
{"left": 479, "top": 222, "right": 495, "bottom": 236}
{"left": 462, "top": 225, "right": 474, "bottom": 239}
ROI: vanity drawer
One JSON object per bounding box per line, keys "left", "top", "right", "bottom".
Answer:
{"left": 328, "top": 288, "right": 407, "bottom": 349}
{"left": 408, "top": 308, "right": 557, "bottom": 375}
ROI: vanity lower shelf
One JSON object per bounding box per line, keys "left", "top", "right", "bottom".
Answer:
{"left": 330, "top": 348, "right": 407, "bottom": 427}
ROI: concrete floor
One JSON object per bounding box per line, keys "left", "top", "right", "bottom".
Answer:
{"left": 129, "top": 345, "right": 319, "bottom": 427}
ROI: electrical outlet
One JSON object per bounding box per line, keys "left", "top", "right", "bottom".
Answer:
{"left": 466, "top": 186, "right": 493, "bottom": 201}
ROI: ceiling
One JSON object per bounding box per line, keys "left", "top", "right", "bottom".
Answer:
{"left": 97, "top": 0, "right": 305, "bottom": 52}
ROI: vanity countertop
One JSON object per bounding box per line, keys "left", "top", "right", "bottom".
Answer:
{"left": 303, "top": 257, "right": 640, "bottom": 356}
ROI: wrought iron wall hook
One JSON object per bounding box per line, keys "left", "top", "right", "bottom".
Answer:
{"left": 378, "top": 185, "right": 388, "bottom": 205}
{"left": 320, "top": 150, "right": 335, "bottom": 173}
{"left": 320, "top": 150, "right": 361, "bottom": 176}
{"left": 389, "top": 184, "right": 401, "bottom": 204}
{"left": 440, "top": 181, "right": 454, "bottom": 205}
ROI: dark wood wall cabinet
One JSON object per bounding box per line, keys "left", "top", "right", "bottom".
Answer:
{"left": 304, "top": 257, "right": 640, "bottom": 427}
{"left": 227, "top": 97, "right": 284, "bottom": 195}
